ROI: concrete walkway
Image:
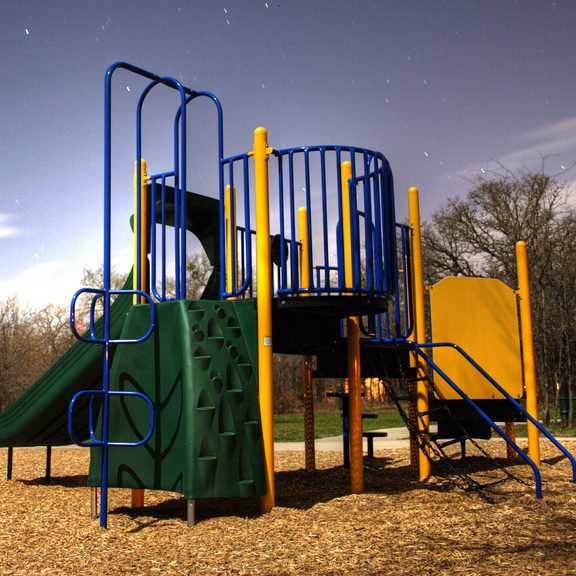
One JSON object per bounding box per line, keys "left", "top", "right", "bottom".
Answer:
{"left": 275, "top": 426, "right": 411, "bottom": 451}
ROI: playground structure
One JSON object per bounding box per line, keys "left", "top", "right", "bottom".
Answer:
{"left": 1, "top": 62, "right": 575, "bottom": 529}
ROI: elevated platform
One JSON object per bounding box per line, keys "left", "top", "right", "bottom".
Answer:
{"left": 314, "top": 339, "right": 415, "bottom": 380}
{"left": 272, "top": 295, "right": 389, "bottom": 355}
{"left": 270, "top": 294, "right": 413, "bottom": 380}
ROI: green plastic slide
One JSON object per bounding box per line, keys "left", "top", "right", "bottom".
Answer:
{"left": 0, "top": 272, "right": 133, "bottom": 447}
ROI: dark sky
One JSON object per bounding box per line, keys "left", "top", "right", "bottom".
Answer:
{"left": 1, "top": 0, "right": 574, "bottom": 306}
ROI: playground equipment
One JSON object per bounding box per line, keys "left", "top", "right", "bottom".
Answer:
{"left": 1, "top": 62, "right": 575, "bottom": 528}
{"left": 65, "top": 62, "right": 411, "bottom": 527}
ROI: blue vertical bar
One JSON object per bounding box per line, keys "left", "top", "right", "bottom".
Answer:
{"left": 100, "top": 63, "right": 116, "bottom": 529}
{"left": 179, "top": 95, "right": 187, "bottom": 299}
{"left": 242, "top": 155, "right": 252, "bottom": 293}
{"left": 303, "top": 148, "right": 314, "bottom": 292}
{"left": 371, "top": 155, "right": 384, "bottom": 293}
{"left": 276, "top": 153, "right": 288, "bottom": 293}
{"left": 229, "top": 162, "right": 237, "bottom": 296}
{"left": 348, "top": 151, "right": 360, "bottom": 292}
{"left": 335, "top": 147, "right": 344, "bottom": 292}
{"left": 320, "top": 148, "right": 330, "bottom": 292}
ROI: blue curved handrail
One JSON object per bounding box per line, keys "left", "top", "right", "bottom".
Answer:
{"left": 413, "top": 341, "right": 576, "bottom": 497}
{"left": 80, "top": 61, "right": 225, "bottom": 528}
{"left": 220, "top": 145, "right": 397, "bottom": 301}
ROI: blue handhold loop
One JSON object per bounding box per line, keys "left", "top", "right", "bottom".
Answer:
{"left": 70, "top": 288, "right": 155, "bottom": 344}
{"left": 68, "top": 389, "right": 154, "bottom": 448}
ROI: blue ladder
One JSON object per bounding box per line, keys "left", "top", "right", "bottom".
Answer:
{"left": 68, "top": 286, "right": 155, "bottom": 528}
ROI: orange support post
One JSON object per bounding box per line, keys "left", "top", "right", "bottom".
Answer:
{"left": 341, "top": 160, "right": 363, "bottom": 493}
{"left": 299, "top": 206, "right": 315, "bottom": 473}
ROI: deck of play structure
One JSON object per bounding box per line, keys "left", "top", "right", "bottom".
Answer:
{"left": 0, "top": 63, "right": 574, "bottom": 528}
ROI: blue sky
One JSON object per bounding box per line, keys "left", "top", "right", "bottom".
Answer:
{"left": 1, "top": 0, "right": 575, "bottom": 307}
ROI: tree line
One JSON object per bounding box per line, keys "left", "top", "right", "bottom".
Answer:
{"left": 0, "top": 168, "right": 573, "bottom": 422}
{"left": 0, "top": 253, "right": 214, "bottom": 411}
{"left": 0, "top": 298, "right": 73, "bottom": 410}
{"left": 421, "top": 163, "right": 576, "bottom": 426}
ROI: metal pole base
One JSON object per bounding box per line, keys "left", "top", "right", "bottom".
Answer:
{"left": 91, "top": 487, "right": 99, "bottom": 521}
{"left": 187, "top": 499, "right": 195, "bottom": 528}
{"left": 6, "top": 447, "right": 13, "bottom": 481}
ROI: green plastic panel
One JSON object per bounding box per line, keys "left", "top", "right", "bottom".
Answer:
{"left": 89, "top": 299, "right": 266, "bottom": 500}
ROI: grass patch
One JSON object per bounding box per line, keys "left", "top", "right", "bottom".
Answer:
{"left": 274, "top": 405, "right": 405, "bottom": 442}
{"left": 274, "top": 409, "right": 576, "bottom": 442}
{"left": 515, "top": 420, "right": 576, "bottom": 438}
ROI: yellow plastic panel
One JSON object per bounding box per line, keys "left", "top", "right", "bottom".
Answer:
{"left": 429, "top": 277, "right": 523, "bottom": 400}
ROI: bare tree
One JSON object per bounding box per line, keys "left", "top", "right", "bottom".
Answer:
{"left": 0, "top": 298, "right": 73, "bottom": 410}
{"left": 185, "top": 252, "right": 214, "bottom": 300}
{"left": 421, "top": 165, "right": 576, "bottom": 422}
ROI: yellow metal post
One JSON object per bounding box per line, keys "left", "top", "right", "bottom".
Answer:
{"left": 516, "top": 241, "right": 540, "bottom": 466}
{"left": 341, "top": 161, "right": 363, "bottom": 493}
{"left": 254, "top": 127, "right": 275, "bottom": 512}
{"left": 299, "top": 207, "right": 316, "bottom": 472}
{"left": 225, "top": 185, "right": 237, "bottom": 297}
{"left": 298, "top": 207, "right": 311, "bottom": 292}
{"left": 408, "top": 187, "right": 431, "bottom": 480}
{"left": 132, "top": 158, "right": 149, "bottom": 509}
{"left": 133, "top": 159, "right": 149, "bottom": 304}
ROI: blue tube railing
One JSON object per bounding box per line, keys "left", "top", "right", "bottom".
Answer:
{"left": 220, "top": 145, "right": 397, "bottom": 301}
{"left": 69, "top": 286, "right": 155, "bottom": 528}
{"left": 412, "top": 342, "right": 576, "bottom": 497}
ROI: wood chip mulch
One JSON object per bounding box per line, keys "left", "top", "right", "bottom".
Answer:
{"left": 0, "top": 441, "right": 575, "bottom": 575}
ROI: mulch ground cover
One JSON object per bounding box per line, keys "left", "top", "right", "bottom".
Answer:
{"left": 0, "top": 440, "right": 575, "bottom": 575}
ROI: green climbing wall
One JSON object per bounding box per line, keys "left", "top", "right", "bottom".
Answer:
{"left": 88, "top": 298, "right": 266, "bottom": 500}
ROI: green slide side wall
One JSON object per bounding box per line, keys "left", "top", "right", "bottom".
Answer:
{"left": 89, "top": 299, "right": 266, "bottom": 500}
{"left": 0, "top": 272, "right": 134, "bottom": 447}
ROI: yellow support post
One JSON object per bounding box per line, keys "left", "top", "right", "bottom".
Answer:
{"left": 408, "top": 187, "right": 431, "bottom": 480}
{"left": 341, "top": 161, "right": 363, "bottom": 493}
{"left": 133, "top": 159, "right": 149, "bottom": 304}
{"left": 132, "top": 158, "right": 149, "bottom": 509}
{"left": 225, "top": 185, "right": 237, "bottom": 297}
{"left": 298, "top": 207, "right": 310, "bottom": 292}
{"left": 516, "top": 241, "right": 540, "bottom": 466}
{"left": 298, "top": 206, "right": 315, "bottom": 473}
{"left": 254, "top": 127, "right": 275, "bottom": 512}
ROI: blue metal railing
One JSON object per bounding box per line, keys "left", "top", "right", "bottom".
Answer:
{"left": 68, "top": 389, "right": 154, "bottom": 448}
{"left": 413, "top": 342, "right": 576, "bottom": 497}
{"left": 347, "top": 219, "right": 576, "bottom": 497}
{"left": 69, "top": 284, "right": 155, "bottom": 528}
{"left": 70, "top": 288, "right": 155, "bottom": 344}
{"left": 220, "top": 145, "right": 397, "bottom": 302}
{"left": 356, "top": 222, "right": 414, "bottom": 342}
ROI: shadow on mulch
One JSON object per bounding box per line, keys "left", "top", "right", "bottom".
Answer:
{"left": 108, "top": 454, "right": 531, "bottom": 528}
{"left": 110, "top": 457, "right": 418, "bottom": 528}
{"left": 16, "top": 452, "right": 552, "bottom": 530}
{"left": 20, "top": 474, "right": 89, "bottom": 488}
